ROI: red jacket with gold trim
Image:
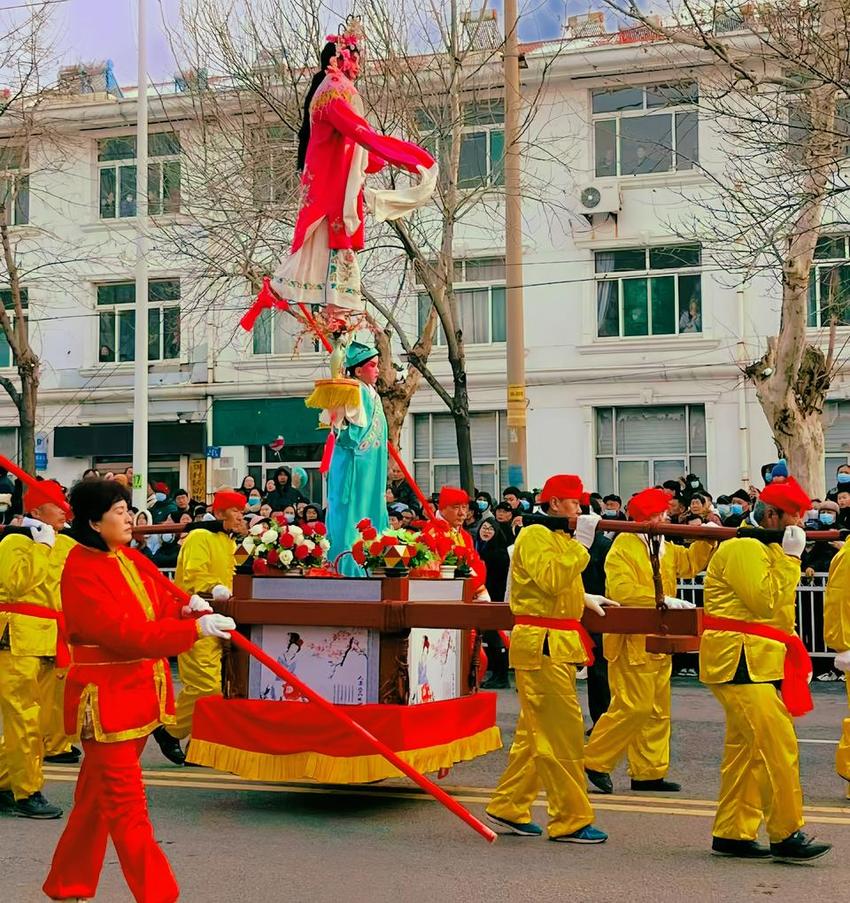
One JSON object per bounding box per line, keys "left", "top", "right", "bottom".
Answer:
{"left": 61, "top": 543, "right": 199, "bottom": 742}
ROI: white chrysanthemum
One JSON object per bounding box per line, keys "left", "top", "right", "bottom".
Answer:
{"left": 303, "top": 539, "right": 316, "bottom": 553}
{"left": 280, "top": 550, "right": 293, "bottom": 566}
{"left": 319, "top": 538, "right": 330, "bottom": 552}
{"left": 250, "top": 523, "right": 265, "bottom": 536}
{"left": 288, "top": 525, "right": 304, "bottom": 539}
{"left": 242, "top": 536, "right": 256, "bottom": 553}
{"left": 261, "top": 529, "right": 278, "bottom": 545}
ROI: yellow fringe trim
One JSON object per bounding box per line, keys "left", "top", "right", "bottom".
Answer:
{"left": 186, "top": 726, "right": 502, "bottom": 784}
{"left": 305, "top": 378, "right": 362, "bottom": 412}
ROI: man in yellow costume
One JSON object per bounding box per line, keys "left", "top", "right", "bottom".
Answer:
{"left": 584, "top": 486, "right": 714, "bottom": 794}
{"left": 0, "top": 477, "right": 76, "bottom": 818}
{"left": 152, "top": 489, "right": 246, "bottom": 765}
{"left": 825, "top": 542, "right": 850, "bottom": 793}
{"left": 486, "top": 474, "right": 611, "bottom": 843}
{"left": 701, "top": 475, "right": 830, "bottom": 862}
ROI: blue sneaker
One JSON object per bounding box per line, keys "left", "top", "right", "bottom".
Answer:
{"left": 550, "top": 825, "right": 608, "bottom": 844}
{"left": 485, "top": 812, "right": 543, "bottom": 836}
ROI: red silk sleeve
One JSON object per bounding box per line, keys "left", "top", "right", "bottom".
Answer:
{"left": 321, "top": 98, "right": 435, "bottom": 174}
{"left": 366, "top": 152, "right": 386, "bottom": 174}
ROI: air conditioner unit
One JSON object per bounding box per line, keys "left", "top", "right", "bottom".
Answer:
{"left": 577, "top": 185, "right": 622, "bottom": 217}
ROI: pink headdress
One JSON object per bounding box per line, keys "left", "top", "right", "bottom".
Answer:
{"left": 327, "top": 15, "right": 365, "bottom": 76}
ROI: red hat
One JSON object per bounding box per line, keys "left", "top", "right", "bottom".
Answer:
{"left": 438, "top": 486, "right": 470, "bottom": 508}
{"left": 539, "top": 474, "right": 588, "bottom": 505}
{"left": 760, "top": 476, "right": 810, "bottom": 516}
{"left": 24, "top": 479, "right": 70, "bottom": 515}
{"left": 212, "top": 490, "right": 245, "bottom": 512}
{"left": 627, "top": 487, "right": 669, "bottom": 521}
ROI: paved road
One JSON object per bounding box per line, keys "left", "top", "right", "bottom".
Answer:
{"left": 4, "top": 677, "right": 850, "bottom": 902}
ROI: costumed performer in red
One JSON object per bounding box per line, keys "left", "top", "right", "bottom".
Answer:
{"left": 240, "top": 16, "right": 436, "bottom": 330}
{"left": 43, "top": 478, "right": 236, "bottom": 903}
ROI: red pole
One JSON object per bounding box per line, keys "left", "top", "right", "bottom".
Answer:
{"left": 387, "top": 443, "right": 435, "bottom": 520}
{"left": 141, "top": 565, "right": 496, "bottom": 843}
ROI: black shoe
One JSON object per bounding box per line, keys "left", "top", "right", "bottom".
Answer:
{"left": 631, "top": 778, "right": 681, "bottom": 792}
{"left": 0, "top": 789, "right": 14, "bottom": 812}
{"left": 769, "top": 831, "right": 832, "bottom": 863}
{"left": 586, "top": 768, "right": 613, "bottom": 794}
{"left": 44, "top": 745, "right": 82, "bottom": 764}
{"left": 711, "top": 837, "right": 771, "bottom": 859}
{"left": 481, "top": 676, "right": 510, "bottom": 690}
{"left": 14, "top": 791, "right": 62, "bottom": 819}
{"left": 152, "top": 726, "right": 185, "bottom": 765}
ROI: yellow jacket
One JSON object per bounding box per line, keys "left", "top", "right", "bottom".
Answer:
{"left": 508, "top": 524, "right": 590, "bottom": 671}
{"left": 0, "top": 531, "right": 76, "bottom": 657}
{"left": 604, "top": 533, "right": 714, "bottom": 665}
{"left": 823, "top": 545, "right": 850, "bottom": 651}
{"left": 175, "top": 527, "right": 236, "bottom": 595}
{"left": 700, "top": 537, "right": 801, "bottom": 684}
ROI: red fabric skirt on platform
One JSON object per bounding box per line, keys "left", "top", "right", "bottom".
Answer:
{"left": 186, "top": 693, "right": 501, "bottom": 784}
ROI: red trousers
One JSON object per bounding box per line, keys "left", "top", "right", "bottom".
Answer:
{"left": 43, "top": 737, "right": 179, "bottom": 903}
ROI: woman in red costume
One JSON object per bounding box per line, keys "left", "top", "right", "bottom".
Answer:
{"left": 43, "top": 479, "right": 236, "bottom": 903}
{"left": 241, "top": 17, "right": 435, "bottom": 329}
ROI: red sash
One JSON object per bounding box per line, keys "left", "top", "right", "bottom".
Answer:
{"left": 513, "top": 615, "right": 595, "bottom": 666}
{"left": 0, "top": 602, "right": 69, "bottom": 668}
{"left": 703, "top": 614, "right": 812, "bottom": 717}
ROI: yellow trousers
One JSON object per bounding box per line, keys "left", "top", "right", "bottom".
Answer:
{"left": 41, "top": 666, "right": 73, "bottom": 757}
{"left": 168, "top": 636, "right": 222, "bottom": 740}
{"left": 711, "top": 683, "right": 804, "bottom": 843}
{"left": 584, "top": 655, "right": 671, "bottom": 780}
{"left": 0, "top": 650, "right": 51, "bottom": 799}
{"left": 487, "top": 657, "right": 594, "bottom": 837}
{"left": 836, "top": 681, "right": 850, "bottom": 786}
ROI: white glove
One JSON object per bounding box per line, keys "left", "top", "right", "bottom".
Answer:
{"left": 583, "top": 593, "right": 620, "bottom": 617}
{"left": 474, "top": 586, "right": 491, "bottom": 601}
{"left": 663, "top": 596, "right": 696, "bottom": 610}
{"left": 197, "top": 613, "right": 236, "bottom": 639}
{"left": 574, "top": 514, "right": 601, "bottom": 549}
{"left": 211, "top": 584, "right": 232, "bottom": 603}
{"left": 781, "top": 525, "right": 806, "bottom": 558}
{"left": 182, "top": 594, "right": 213, "bottom": 617}
{"left": 834, "top": 650, "right": 850, "bottom": 672}
{"left": 27, "top": 521, "right": 55, "bottom": 547}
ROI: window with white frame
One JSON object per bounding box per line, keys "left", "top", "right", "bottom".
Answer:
{"left": 595, "top": 404, "right": 707, "bottom": 500}
{"left": 595, "top": 244, "right": 702, "bottom": 338}
{"left": 808, "top": 234, "right": 850, "bottom": 328}
{"left": 98, "top": 132, "right": 181, "bottom": 219}
{"left": 593, "top": 82, "right": 699, "bottom": 177}
{"left": 97, "top": 279, "right": 180, "bottom": 363}
{"left": 413, "top": 411, "right": 507, "bottom": 496}
{"left": 416, "top": 257, "right": 506, "bottom": 346}
{"left": 252, "top": 303, "right": 321, "bottom": 356}
{"left": 251, "top": 125, "right": 298, "bottom": 206}
{"left": 0, "top": 146, "right": 28, "bottom": 226}
{"left": 418, "top": 100, "right": 505, "bottom": 189}
{"left": 824, "top": 400, "right": 850, "bottom": 486}
{"left": 0, "top": 288, "right": 27, "bottom": 367}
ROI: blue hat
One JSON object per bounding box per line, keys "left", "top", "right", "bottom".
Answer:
{"left": 345, "top": 341, "right": 378, "bottom": 369}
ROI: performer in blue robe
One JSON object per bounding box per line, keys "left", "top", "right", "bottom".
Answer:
{"left": 326, "top": 341, "right": 389, "bottom": 575}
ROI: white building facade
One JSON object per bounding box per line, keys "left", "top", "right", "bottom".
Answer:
{"left": 1, "top": 26, "right": 849, "bottom": 503}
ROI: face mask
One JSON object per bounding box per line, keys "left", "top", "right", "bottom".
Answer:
{"left": 820, "top": 513, "right": 836, "bottom": 525}
{"left": 602, "top": 510, "right": 618, "bottom": 518}
{"left": 284, "top": 513, "right": 295, "bottom": 524}
{"left": 161, "top": 533, "right": 174, "bottom": 543}
{"left": 476, "top": 500, "right": 488, "bottom": 512}
{"left": 519, "top": 499, "right": 530, "bottom": 511}
{"left": 717, "top": 505, "right": 730, "bottom": 519}
{"left": 247, "top": 499, "right": 261, "bottom": 509}
{"left": 154, "top": 492, "right": 166, "bottom": 503}
{"left": 689, "top": 479, "right": 699, "bottom": 488}
{"left": 730, "top": 504, "right": 743, "bottom": 516}
{"left": 838, "top": 473, "right": 850, "bottom": 485}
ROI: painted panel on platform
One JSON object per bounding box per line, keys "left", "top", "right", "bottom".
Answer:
{"left": 407, "top": 628, "right": 461, "bottom": 705}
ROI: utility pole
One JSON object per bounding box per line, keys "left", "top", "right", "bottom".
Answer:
{"left": 504, "top": 0, "right": 528, "bottom": 488}
{"left": 131, "top": 0, "right": 149, "bottom": 509}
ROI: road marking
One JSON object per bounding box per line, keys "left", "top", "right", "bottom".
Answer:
{"left": 43, "top": 768, "right": 850, "bottom": 825}
{"left": 799, "top": 738, "right": 839, "bottom": 745}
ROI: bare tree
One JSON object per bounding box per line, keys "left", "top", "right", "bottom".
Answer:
{"left": 598, "top": 0, "right": 850, "bottom": 496}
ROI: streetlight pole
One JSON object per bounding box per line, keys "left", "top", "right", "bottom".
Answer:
{"left": 132, "top": 0, "right": 149, "bottom": 508}
{"left": 504, "top": 0, "right": 528, "bottom": 488}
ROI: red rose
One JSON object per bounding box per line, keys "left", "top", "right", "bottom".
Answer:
{"left": 252, "top": 557, "right": 269, "bottom": 575}
{"left": 273, "top": 513, "right": 286, "bottom": 526}
{"left": 369, "top": 541, "right": 383, "bottom": 557}
{"left": 280, "top": 533, "right": 295, "bottom": 549}
{"left": 312, "top": 522, "right": 327, "bottom": 536}
{"left": 352, "top": 541, "right": 366, "bottom": 565}
{"left": 294, "top": 544, "right": 310, "bottom": 560}
{"left": 266, "top": 548, "right": 280, "bottom": 566}
{"left": 362, "top": 527, "right": 378, "bottom": 541}
{"left": 302, "top": 523, "right": 314, "bottom": 537}
{"left": 357, "top": 518, "right": 372, "bottom": 532}
{"left": 380, "top": 535, "right": 396, "bottom": 549}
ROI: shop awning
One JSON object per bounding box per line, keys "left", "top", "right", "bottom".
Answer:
{"left": 54, "top": 422, "right": 205, "bottom": 457}
{"left": 212, "top": 397, "right": 323, "bottom": 448}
